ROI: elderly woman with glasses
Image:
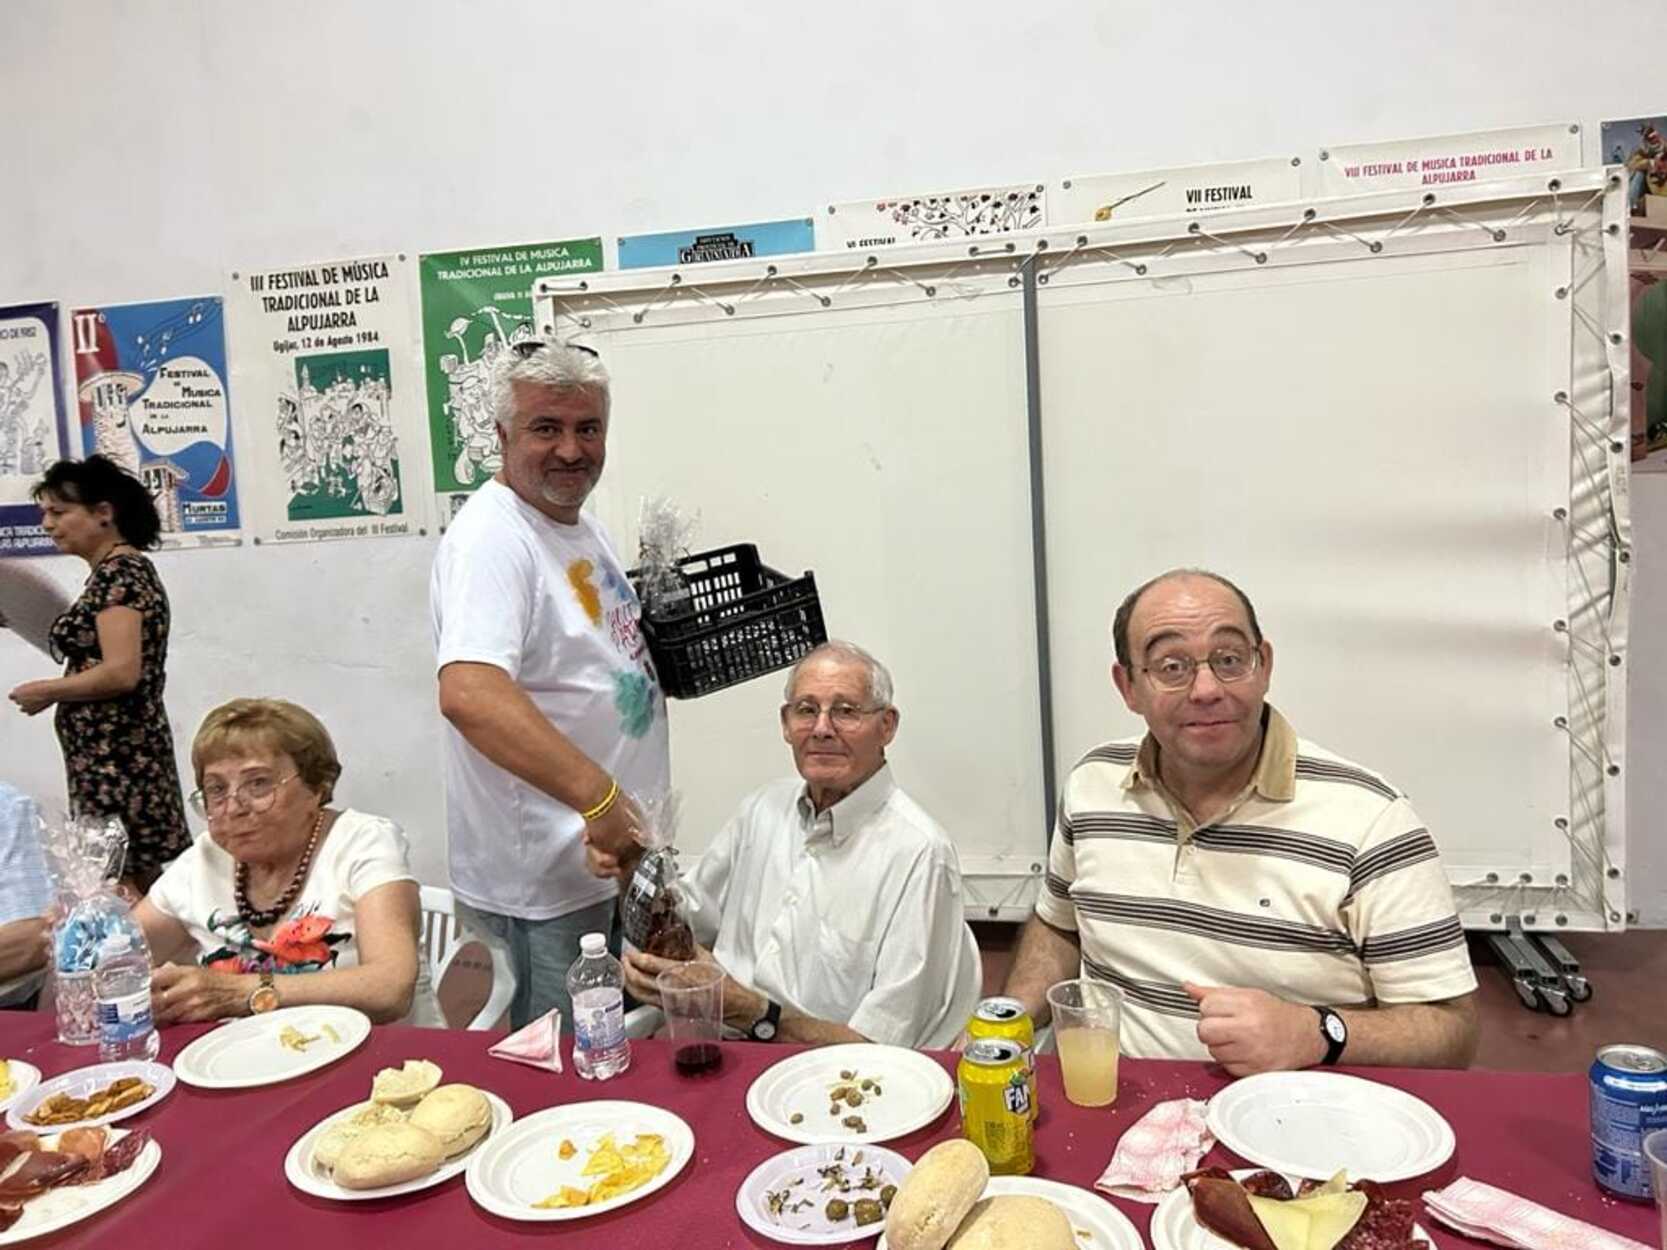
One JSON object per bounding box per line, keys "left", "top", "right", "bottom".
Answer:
{"left": 130, "top": 698, "right": 443, "bottom": 1026}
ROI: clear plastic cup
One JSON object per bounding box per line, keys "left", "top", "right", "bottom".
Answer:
{"left": 658, "top": 963, "right": 724, "bottom": 1077}
{"left": 1641, "top": 1129, "right": 1667, "bottom": 1250}
{"left": 1046, "top": 979, "right": 1123, "bottom": 1107}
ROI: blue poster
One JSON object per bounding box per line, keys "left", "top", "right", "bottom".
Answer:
{"left": 70, "top": 297, "right": 241, "bottom": 544}
{"left": 618, "top": 217, "right": 815, "bottom": 270}
{"left": 0, "top": 301, "right": 71, "bottom": 557}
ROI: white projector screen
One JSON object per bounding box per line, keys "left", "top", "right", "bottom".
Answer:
{"left": 1038, "top": 249, "right": 1571, "bottom": 889}
{"left": 572, "top": 299, "right": 1049, "bottom": 895}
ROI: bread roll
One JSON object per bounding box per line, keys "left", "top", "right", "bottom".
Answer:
{"left": 407, "top": 1085, "right": 492, "bottom": 1158}
{"left": 314, "top": 1102, "right": 409, "bottom": 1171}
{"left": 883, "top": 1139, "right": 991, "bottom": 1250}
{"left": 332, "top": 1123, "right": 444, "bottom": 1189}
{"left": 371, "top": 1059, "right": 443, "bottom": 1107}
{"left": 946, "top": 1195, "right": 1075, "bottom": 1250}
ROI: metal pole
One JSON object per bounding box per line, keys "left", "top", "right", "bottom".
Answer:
{"left": 1021, "top": 255, "right": 1058, "bottom": 848}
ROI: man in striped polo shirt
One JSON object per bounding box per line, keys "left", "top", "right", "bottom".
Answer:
{"left": 1001, "top": 569, "right": 1478, "bottom": 1074}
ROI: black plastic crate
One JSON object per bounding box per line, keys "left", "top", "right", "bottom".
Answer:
{"left": 631, "top": 543, "right": 827, "bottom": 699}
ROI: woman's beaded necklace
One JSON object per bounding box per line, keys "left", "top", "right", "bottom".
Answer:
{"left": 235, "top": 808, "right": 326, "bottom": 927}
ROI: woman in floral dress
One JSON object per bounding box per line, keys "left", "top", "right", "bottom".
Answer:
{"left": 7, "top": 456, "right": 189, "bottom": 892}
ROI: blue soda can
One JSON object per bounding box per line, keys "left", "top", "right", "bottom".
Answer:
{"left": 1590, "top": 1043, "right": 1667, "bottom": 1201}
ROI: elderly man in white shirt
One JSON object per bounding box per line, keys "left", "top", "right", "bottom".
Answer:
{"left": 610, "top": 641, "right": 982, "bottom": 1048}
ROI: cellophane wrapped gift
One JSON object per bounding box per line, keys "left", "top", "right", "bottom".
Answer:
{"left": 636, "top": 496, "right": 699, "bottom": 621}
{"left": 42, "top": 814, "right": 129, "bottom": 1044}
{"left": 620, "top": 791, "right": 698, "bottom": 961}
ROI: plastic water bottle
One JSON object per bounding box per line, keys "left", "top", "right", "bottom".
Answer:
{"left": 94, "top": 927, "right": 160, "bottom": 1062}
{"left": 567, "top": 932, "right": 630, "bottom": 1080}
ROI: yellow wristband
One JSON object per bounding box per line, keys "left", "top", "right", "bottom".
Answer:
{"left": 580, "top": 779, "right": 620, "bottom": 822}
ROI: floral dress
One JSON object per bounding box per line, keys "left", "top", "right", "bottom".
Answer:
{"left": 48, "top": 552, "right": 190, "bottom": 882}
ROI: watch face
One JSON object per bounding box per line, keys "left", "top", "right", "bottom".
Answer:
{"left": 1323, "top": 1013, "right": 1347, "bottom": 1043}
{"left": 251, "top": 986, "right": 280, "bottom": 1014}
{"left": 753, "top": 1020, "right": 777, "bottom": 1041}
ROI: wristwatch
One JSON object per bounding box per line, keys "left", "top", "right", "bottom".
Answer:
{"left": 749, "top": 998, "right": 783, "bottom": 1042}
{"left": 1314, "top": 1006, "right": 1348, "bottom": 1065}
{"left": 247, "top": 971, "right": 280, "bottom": 1016}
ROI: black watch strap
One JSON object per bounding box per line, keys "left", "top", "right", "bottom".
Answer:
{"left": 1314, "top": 1006, "right": 1347, "bottom": 1065}
{"left": 749, "top": 998, "right": 782, "bottom": 1042}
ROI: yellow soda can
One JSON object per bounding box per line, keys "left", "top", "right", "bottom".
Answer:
{"left": 968, "top": 997, "right": 1039, "bottom": 1123}
{"left": 958, "top": 1038, "right": 1034, "bottom": 1175}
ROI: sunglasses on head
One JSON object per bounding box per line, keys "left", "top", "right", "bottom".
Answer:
{"left": 510, "top": 339, "right": 600, "bottom": 360}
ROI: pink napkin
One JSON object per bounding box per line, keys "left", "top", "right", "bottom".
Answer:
{"left": 487, "top": 1009, "right": 564, "bottom": 1073}
{"left": 1095, "top": 1098, "right": 1215, "bottom": 1202}
{"left": 1422, "top": 1178, "right": 1654, "bottom": 1250}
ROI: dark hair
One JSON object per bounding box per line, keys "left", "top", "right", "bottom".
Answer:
{"left": 32, "top": 455, "right": 163, "bottom": 550}
{"left": 1112, "top": 568, "right": 1263, "bottom": 670}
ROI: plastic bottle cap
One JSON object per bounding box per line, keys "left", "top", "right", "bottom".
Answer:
{"left": 579, "top": 933, "right": 606, "bottom": 956}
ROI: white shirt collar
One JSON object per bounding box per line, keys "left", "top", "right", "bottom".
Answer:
{"left": 794, "top": 762, "right": 896, "bottom": 848}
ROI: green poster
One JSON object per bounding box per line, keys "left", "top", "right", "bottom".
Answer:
{"left": 418, "top": 238, "right": 603, "bottom": 499}
{"left": 285, "top": 348, "right": 403, "bottom": 521}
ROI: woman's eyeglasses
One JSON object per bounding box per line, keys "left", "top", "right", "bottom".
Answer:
{"left": 189, "top": 772, "right": 299, "bottom": 818}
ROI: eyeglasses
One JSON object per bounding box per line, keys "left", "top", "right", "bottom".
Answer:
{"left": 781, "top": 701, "right": 887, "bottom": 731}
{"left": 189, "top": 772, "right": 299, "bottom": 819}
{"left": 509, "top": 339, "right": 600, "bottom": 360}
{"left": 1139, "top": 647, "right": 1261, "bottom": 691}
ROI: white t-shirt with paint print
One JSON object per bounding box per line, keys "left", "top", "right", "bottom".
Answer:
{"left": 430, "top": 479, "right": 670, "bottom": 920}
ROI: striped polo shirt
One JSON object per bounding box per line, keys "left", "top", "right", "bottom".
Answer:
{"left": 1035, "top": 705, "right": 1477, "bottom": 1061}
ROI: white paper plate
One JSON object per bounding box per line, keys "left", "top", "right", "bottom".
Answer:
{"left": 877, "top": 1175, "right": 1144, "bottom": 1250}
{"left": 735, "top": 1143, "right": 912, "bottom": 1245}
{"left": 173, "top": 1005, "right": 371, "bottom": 1089}
{"left": 0, "top": 1060, "right": 42, "bottom": 1115}
{"left": 464, "top": 1100, "right": 694, "bottom": 1222}
{"left": 283, "top": 1090, "right": 512, "bottom": 1201}
{"left": 746, "top": 1044, "right": 954, "bottom": 1146}
{"left": 4, "top": 1060, "right": 174, "bottom": 1133}
{"left": 1206, "top": 1071, "right": 1455, "bottom": 1182}
{"left": 1150, "top": 1168, "right": 1433, "bottom": 1250}
{"left": 0, "top": 1125, "right": 162, "bottom": 1245}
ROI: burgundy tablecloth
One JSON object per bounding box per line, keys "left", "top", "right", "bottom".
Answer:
{"left": 0, "top": 1015, "right": 1656, "bottom": 1249}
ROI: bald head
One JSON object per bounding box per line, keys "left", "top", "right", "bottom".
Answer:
{"left": 1111, "top": 569, "right": 1262, "bottom": 671}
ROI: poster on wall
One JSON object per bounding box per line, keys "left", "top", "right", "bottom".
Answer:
{"left": 226, "top": 252, "right": 433, "bottom": 543}
{"left": 69, "top": 298, "right": 241, "bottom": 546}
{"left": 1315, "top": 123, "right": 1580, "bottom": 195}
{"left": 419, "top": 237, "right": 603, "bottom": 524}
{"left": 0, "top": 301, "right": 71, "bottom": 557}
{"left": 818, "top": 182, "right": 1046, "bottom": 250}
{"left": 1052, "top": 157, "right": 1304, "bottom": 226}
{"left": 617, "top": 218, "right": 814, "bottom": 270}
{"left": 1602, "top": 114, "right": 1667, "bottom": 471}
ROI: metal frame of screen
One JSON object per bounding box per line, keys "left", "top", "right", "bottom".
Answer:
{"left": 534, "top": 166, "right": 1630, "bottom": 933}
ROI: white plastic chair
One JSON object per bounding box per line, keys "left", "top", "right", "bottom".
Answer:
{"left": 419, "top": 885, "right": 517, "bottom": 1030}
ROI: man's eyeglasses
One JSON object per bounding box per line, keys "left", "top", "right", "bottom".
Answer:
{"left": 782, "top": 701, "right": 887, "bottom": 731}
{"left": 1139, "top": 648, "right": 1261, "bottom": 691}
{"left": 509, "top": 339, "right": 600, "bottom": 360}
{"left": 189, "top": 772, "right": 298, "bottom": 819}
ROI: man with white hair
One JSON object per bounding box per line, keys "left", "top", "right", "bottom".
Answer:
{"left": 430, "top": 341, "right": 669, "bottom": 1030}
{"left": 612, "top": 641, "right": 982, "bottom": 1048}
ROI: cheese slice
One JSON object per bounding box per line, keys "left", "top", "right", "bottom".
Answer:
{"left": 1246, "top": 1190, "right": 1368, "bottom": 1250}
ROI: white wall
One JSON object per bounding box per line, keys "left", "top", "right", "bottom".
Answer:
{"left": 2, "top": 0, "right": 1664, "bottom": 920}
{"left": 1628, "top": 476, "right": 1667, "bottom": 925}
